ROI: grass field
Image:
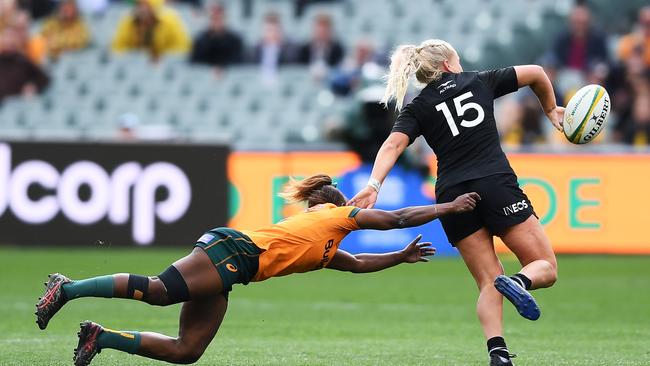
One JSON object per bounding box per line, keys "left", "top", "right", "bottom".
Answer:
{"left": 0, "top": 247, "right": 649, "bottom": 366}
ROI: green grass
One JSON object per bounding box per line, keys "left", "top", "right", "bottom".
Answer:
{"left": 0, "top": 247, "right": 649, "bottom": 366}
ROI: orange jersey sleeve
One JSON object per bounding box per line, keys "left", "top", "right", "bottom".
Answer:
{"left": 241, "top": 204, "right": 361, "bottom": 281}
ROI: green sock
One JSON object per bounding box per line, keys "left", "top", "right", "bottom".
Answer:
{"left": 97, "top": 328, "right": 141, "bottom": 354}
{"left": 62, "top": 275, "right": 114, "bottom": 300}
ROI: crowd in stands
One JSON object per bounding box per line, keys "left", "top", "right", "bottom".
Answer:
{"left": 612, "top": 6, "right": 650, "bottom": 145}
{"left": 500, "top": 2, "right": 650, "bottom": 146}
{"left": 0, "top": 0, "right": 648, "bottom": 147}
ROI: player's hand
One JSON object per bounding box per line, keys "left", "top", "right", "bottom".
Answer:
{"left": 546, "top": 106, "right": 565, "bottom": 132}
{"left": 401, "top": 234, "right": 436, "bottom": 263}
{"left": 449, "top": 192, "right": 481, "bottom": 214}
{"left": 347, "top": 186, "right": 378, "bottom": 208}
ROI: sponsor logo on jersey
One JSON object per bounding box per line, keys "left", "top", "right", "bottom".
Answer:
{"left": 502, "top": 200, "right": 529, "bottom": 216}
{"left": 438, "top": 81, "right": 457, "bottom": 94}
{"left": 316, "top": 239, "right": 335, "bottom": 269}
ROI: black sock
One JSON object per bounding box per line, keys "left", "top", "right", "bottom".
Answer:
{"left": 510, "top": 273, "right": 532, "bottom": 290}
{"left": 487, "top": 336, "right": 509, "bottom": 358}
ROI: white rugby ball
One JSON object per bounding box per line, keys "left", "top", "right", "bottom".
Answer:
{"left": 563, "top": 84, "right": 610, "bottom": 144}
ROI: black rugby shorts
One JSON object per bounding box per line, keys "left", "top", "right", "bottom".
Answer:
{"left": 437, "top": 173, "right": 536, "bottom": 245}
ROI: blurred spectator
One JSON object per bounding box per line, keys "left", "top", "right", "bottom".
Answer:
{"left": 298, "top": 13, "right": 344, "bottom": 77}
{"left": 330, "top": 39, "right": 381, "bottom": 96}
{"left": 518, "top": 90, "right": 546, "bottom": 145}
{"left": 190, "top": 3, "right": 243, "bottom": 68}
{"left": 335, "top": 83, "right": 429, "bottom": 174}
{"left": 112, "top": 0, "right": 190, "bottom": 61}
{"left": 294, "top": 0, "right": 339, "bottom": 18}
{"left": 494, "top": 92, "right": 547, "bottom": 147}
{"left": 0, "top": 0, "right": 17, "bottom": 32}
{"left": 496, "top": 53, "right": 568, "bottom": 146}
{"left": 0, "top": 29, "right": 49, "bottom": 102}
{"left": 617, "top": 6, "right": 650, "bottom": 67}
{"left": 338, "top": 85, "right": 394, "bottom": 162}
{"left": 251, "top": 12, "right": 297, "bottom": 84}
{"left": 627, "top": 68, "right": 650, "bottom": 145}
{"left": 493, "top": 96, "right": 524, "bottom": 146}
{"left": 551, "top": 4, "right": 608, "bottom": 72}
{"left": 16, "top": 0, "right": 56, "bottom": 20}
{"left": 613, "top": 52, "right": 650, "bottom": 145}
{"left": 40, "top": 0, "right": 90, "bottom": 61}
{"left": 0, "top": 0, "right": 45, "bottom": 64}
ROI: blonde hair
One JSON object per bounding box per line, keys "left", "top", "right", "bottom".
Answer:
{"left": 279, "top": 173, "right": 346, "bottom": 207}
{"left": 381, "top": 39, "right": 457, "bottom": 110}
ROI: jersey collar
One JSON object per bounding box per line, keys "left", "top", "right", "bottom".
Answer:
{"left": 428, "top": 72, "right": 454, "bottom": 90}
{"left": 306, "top": 203, "right": 337, "bottom": 212}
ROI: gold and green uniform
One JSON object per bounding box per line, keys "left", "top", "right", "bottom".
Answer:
{"left": 195, "top": 204, "right": 361, "bottom": 296}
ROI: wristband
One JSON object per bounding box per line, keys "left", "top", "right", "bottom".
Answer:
{"left": 367, "top": 178, "right": 381, "bottom": 192}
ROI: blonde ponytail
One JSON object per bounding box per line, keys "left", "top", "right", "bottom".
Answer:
{"left": 381, "top": 39, "right": 458, "bottom": 110}
{"left": 381, "top": 44, "right": 419, "bottom": 111}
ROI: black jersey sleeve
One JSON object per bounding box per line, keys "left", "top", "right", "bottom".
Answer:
{"left": 391, "top": 105, "right": 420, "bottom": 145}
{"left": 477, "top": 67, "right": 519, "bottom": 98}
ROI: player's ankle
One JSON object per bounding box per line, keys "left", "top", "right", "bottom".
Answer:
{"left": 510, "top": 273, "right": 532, "bottom": 290}
{"left": 487, "top": 336, "right": 510, "bottom": 358}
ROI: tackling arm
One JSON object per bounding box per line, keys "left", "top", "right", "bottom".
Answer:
{"left": 352, "top": 192, "right": 480, "bottom": 230}
{"left": 327, "top": 235, "right": 435, "bottom": 273}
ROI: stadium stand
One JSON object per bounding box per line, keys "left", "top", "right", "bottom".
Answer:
{"left": 0, "top": 0, "right": 648, "bottom": 148}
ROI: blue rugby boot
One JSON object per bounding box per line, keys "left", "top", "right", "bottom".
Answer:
{"left": 494, "top": 275, "right": 540, "bottom": 321}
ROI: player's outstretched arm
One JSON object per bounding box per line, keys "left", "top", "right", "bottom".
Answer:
{"left": 352, "top": 192, "right": 480, "bottom": 231}
{"left": 514, "top": 65, "right": 565, "bottom": 132}
{"left": 347, "top": 132, "right": 410, "bottom": 209}
{"left": 327, "top": 235, "right": 435, "bottom": 273}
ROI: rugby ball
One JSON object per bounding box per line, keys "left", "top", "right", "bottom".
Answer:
{"left": 563, "top": 84, "right": 610, "bottom": 144}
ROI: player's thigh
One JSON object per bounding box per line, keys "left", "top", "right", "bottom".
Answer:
{"left": 456, "top": 227, "right": 503, "bottom": 288}
{"left": 178, "top": 294, "right": 229, "bottom": 353}
{"left": 173, "top": 248, "right": 224, "bottom": 298}
{"left": 437, "top": 183, "right": 484, "bottom": 245}
{"left": 499, "top": 215, "right": 557, "bottom": 269}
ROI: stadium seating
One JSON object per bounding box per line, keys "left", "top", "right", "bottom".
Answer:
{"left": 3, "top": 0, "right": 641, "bottom": 146}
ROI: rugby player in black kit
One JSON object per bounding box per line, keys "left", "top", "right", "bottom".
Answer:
{"left": 349, "top": 39, "right": 563, "bottom": 366}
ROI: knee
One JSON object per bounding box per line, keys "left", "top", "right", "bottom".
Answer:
{"left": 541, "top": 259, "right": 558, "bottom": 288}
{"left": 547, "top": 263, "right": 558, "bottom": 287}
{"left": 174, "top": 353, "right": 202, "bottom": 365}
{"left": 170, "top": 343, "right": 205, "bottom": 364}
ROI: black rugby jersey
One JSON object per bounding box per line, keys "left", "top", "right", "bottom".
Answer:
{"left": 391, "top": 67, "right": 519, "bottom": 195}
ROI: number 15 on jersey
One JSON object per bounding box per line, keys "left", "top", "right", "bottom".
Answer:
{"left": 435, "top": 91, "right": 485, "bottom": 136}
